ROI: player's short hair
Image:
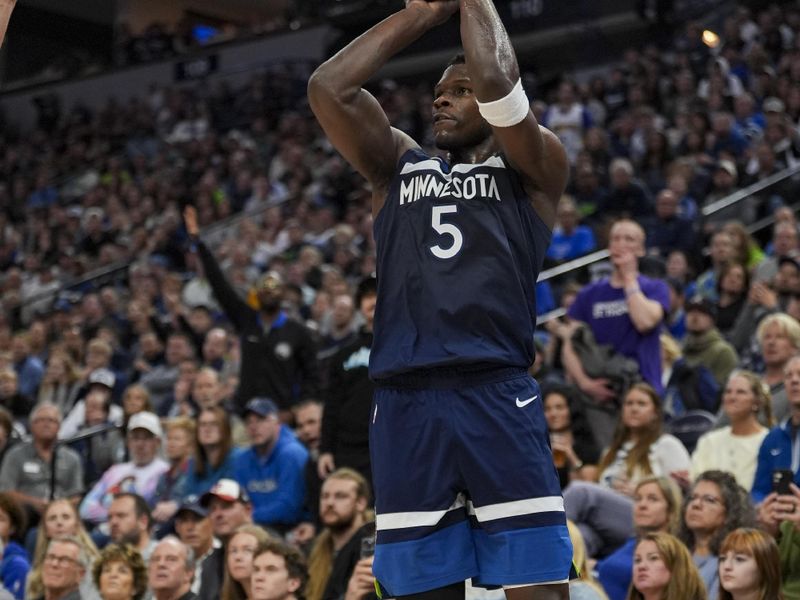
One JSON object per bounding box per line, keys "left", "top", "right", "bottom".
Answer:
{"left": 446, "top": 53, "right": 466, "bottom": 68}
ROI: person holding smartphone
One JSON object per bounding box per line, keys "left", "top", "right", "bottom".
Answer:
{"left": 751, "top": 353, "right": 800, "bottom": 502}
{"left": 755, "top": 480, "right": 800, "bottom": 596}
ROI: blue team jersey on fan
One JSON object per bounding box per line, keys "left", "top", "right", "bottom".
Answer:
{"left": 370, "top": 148, "right": 551, "bottom": 380}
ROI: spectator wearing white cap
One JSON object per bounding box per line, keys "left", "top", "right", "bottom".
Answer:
{"left": 79, "top": 412, "right": 168, "bottom": 526}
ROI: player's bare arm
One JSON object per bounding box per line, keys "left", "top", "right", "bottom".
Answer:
{"left": 0, "top": 0, "right": 17, "bottom": 48}
{"left": 307, "top": 1, "right": 458, "bottom": 214}
{"left": 459, "top": 0, "right": 568, "bottom": 229}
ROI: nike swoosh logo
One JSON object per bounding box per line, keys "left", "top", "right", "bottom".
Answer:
{"left": 771, "top": 448, "right": 782, "bottom": 456}
{"left": 516, "top": 395, "right": 538, "bottom": 408}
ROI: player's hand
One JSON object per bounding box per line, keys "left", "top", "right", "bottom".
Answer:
{"left": 404, "top": 0, "right": 458, "bottom": 26}
{"left": 183, "top": 205, "right": 200, "bottom": 237}
{"left": 318, "top": 452, "right": 336, "bottom": 479}
{"left": 580, "top": 377, "right": 616, "bottom": 404}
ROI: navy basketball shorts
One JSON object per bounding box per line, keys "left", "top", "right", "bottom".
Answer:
{"left": 369, "top": 367, "right": 573, "bottom": 596}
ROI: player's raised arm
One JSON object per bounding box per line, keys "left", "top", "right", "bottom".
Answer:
{"left": 0, "top": 0, "right": 17, "bottom": 47}
{"left": 307, "top": 1, "right": 457, "bottom": 202}
{"left": 459, "top": 0, "right": 568, "bottom": 228}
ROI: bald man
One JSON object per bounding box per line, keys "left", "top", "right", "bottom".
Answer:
{"left": 559, "top": 219, "right": 669, "bottom": 445}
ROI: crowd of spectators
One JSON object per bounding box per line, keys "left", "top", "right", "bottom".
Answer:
{"left": 6, "top": 1, "right": 800, "bottom": 599}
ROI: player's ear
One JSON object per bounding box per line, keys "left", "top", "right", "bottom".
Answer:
{"left": 287, "top": 576, "right": 301, "bottom": 594}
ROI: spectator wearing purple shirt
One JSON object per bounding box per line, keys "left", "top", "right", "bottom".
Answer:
{"left": 561, "top": 220, "right": 670, "bottom": 443}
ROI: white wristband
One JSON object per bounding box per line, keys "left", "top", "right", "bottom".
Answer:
{"left": 476, "top": 79, "right": 530, "bottom": 128}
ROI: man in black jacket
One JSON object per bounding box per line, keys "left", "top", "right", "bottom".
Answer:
{"left": 183, "top": 206, "right": 320, "bottom": 418}
{"left": 317, "top": 277, "right": 376, "bottom": 484}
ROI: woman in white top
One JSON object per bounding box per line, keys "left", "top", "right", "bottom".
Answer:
{"left": 691, "top": 371, "right": 771, "bottom": 491}
{"left": 597, "top": 383, "right": 692, "bottom": 496}
{"left": 564, "top": 384, "right": 692, "bottom": 557}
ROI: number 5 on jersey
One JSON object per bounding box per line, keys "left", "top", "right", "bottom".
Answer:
{"left": 430, "top": 204, "right": 463, "bottom": 259}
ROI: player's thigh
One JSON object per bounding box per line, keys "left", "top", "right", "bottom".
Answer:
{"left": 454, "top": 374, "right": 560, "bottom": 506}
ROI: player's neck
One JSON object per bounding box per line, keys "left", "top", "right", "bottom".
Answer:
{"left": 446, "top": 137, "right": 499, "bottom": 166}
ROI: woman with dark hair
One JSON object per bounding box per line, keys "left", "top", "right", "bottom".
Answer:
{"left": 718, "top": 528, "right": 783, "bottom": 600}
{"left": 542, "top": 384, "right": 600, "bottom": 488}
{"left": 184, "top": 406, "right": 240, "bottom": 497}
{"left": 626, "top": 531, "right": 707, "bottom": 600}
{"left": 92, "top": 544, "right": 147, "bottom": 600}
{"left": 715, "top": 262, "right": 749, "bottom": 337}
{"left": 564, "top": 384, "right": 691, "bottom": 558}
{"left": 679, "top": 470, "right": 756, "bottom": 600}
{"left": 596, "top": 383, "right": 691, "bottom": 495}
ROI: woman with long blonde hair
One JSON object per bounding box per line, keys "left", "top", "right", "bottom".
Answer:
{"left": 221, "top": 524, "right": 273, "bottom": 600}
{"left": 627, "top": 531, "right": 707, "bottom": 600}
{"left": 691, "top": 370, "right": 771, "bottom": 490}
{"left": 597, "top": 476, "right": 683, "bottom": 600}
{"left": 565, "top": 384, "right": 691, "bottom": 558}
{"left": 27, "top": 498, "right": 101, "bottom": 600}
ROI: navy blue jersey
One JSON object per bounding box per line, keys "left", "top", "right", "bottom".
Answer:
{"left": 370, "top": 149, "right": 552, "bottom": 380}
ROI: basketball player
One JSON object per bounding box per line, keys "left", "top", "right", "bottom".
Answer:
{"left": 0, "top": 0, "right": 16, "bottom": 47}
{"left": 309, "top": 1, "right": 572, "bottom": 599}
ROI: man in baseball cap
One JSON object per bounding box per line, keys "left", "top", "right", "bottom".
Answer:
{"left": 236, "top": 398, "right": 308, "bottom": 533}
{"left": 175, "top": 497, "right": 220, "bottom": 597}
{"left": 200, "top": 479, "right": 252, "bottom": 540}
{"left": 195, "top": 480, "right": 254, "bottom": 600}
{"left": 79, "top": 412, "right": 169, "bottom": 525}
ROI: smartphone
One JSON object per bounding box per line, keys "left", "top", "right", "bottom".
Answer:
{"left": 360, "top": 535, "right": 376, "bottom": 559}
{"left": 772, "top": 469, "right": 794, "bottom": 495}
